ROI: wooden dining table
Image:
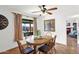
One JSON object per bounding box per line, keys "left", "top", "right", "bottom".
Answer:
{"left": 26, "top": 37, "right": 51, "bottom": 54}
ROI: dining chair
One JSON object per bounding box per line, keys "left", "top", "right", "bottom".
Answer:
{"left": 16, "top": 40, "right": 34, "bottom": 54}
{"left": 38, "top": 35, "right": 56, "bottom": 54}
{"left": 51, "top": 35, "right": 56, "bottom": 53}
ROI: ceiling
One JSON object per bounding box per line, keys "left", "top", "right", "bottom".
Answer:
{"left": 0, "top": 5, "right": 57, "bottom": 15}
{"left": 0, "top": 5, "right": 79, "bottom": 18}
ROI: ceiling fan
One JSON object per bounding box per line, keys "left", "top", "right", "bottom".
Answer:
{"left": 32, "top": 5, "right": 57, "bottom": 15}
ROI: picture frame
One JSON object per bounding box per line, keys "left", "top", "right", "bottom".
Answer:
{"left": 44, "top": 19, "right": 55, "bottom": 31}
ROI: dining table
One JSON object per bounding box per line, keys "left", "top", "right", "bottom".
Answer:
{"left": 26, "top": 37, "right": 52, "bottom": 54}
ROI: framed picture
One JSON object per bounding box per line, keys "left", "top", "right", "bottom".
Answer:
{"left": 44, "top": 19, "right": 55, "bottom": 31}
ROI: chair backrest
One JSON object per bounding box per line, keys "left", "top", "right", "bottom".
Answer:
{"left": 48, "top": 40, "right": 54, "bottom": 49}
{"left": 52, "top": 35, "right": 56, "bottom": 45}
{"left": 47, "top": 35, "right": 56, "bottom": 50}
{"left": 16, "top": 40, "right": 24, "bottom": 54}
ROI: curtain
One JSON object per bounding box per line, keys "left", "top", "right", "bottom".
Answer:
{"left": 14, "top": 13, "right": 22, "bottom": 41}
{"left": 33, "top": 17, "right": 37, "bottom": 36}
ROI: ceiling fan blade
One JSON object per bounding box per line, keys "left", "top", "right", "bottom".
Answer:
{"left": 46, "top": 12, "right": 52, "bottom": 15}
{"left": 38, "top": 5, "right": 43, "bottom": 10}
{"left": 47, "top": 7, "right": 57, "bottom": 11}
{"left": 32, "top": 11, "right": 41, "bottom": 13}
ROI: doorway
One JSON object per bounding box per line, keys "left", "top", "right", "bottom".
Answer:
{"left": 66, "top": 21, "right": 77, "bottom": 53}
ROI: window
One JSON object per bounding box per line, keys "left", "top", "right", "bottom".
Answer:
{"left": 22, "top": 19, "right": 33, "bottom": 37}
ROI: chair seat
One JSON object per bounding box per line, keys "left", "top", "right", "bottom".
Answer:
{"left": 23, "top": 47, "right": 34, "bottom": 54}
{"left": 38, "top": 45, "right": 49, "bottom": 53}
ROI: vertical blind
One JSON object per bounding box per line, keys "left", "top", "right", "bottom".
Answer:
{"left": 33, "top": 17, "right": 37, "bottom": 36}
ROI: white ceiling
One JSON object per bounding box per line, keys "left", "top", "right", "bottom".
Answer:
{"left": 0, "top": 5, "right": 79, "bottom": 18}
{"left": 0, "top": 5, "right": 57, "bottom": 14}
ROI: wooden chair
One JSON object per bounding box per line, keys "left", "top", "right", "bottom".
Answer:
{"left": 51, "top": 35, "right": 56, "bottom": 53}
{"left": 38, "top": 35, "right": 56, "bottom": 54}
{"left": 16, "top": 40, "right": 34, "bottom": 54}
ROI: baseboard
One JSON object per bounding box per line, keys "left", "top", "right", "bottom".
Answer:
{"left": 0, "top": 46, "right": 19, "bottom": 54}
{"left": 56, "top": 43, "right": 67, "bottom": 47}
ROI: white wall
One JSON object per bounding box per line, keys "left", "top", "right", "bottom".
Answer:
{"left": 37, "top": 11, "right": 67, "bottom": 45}
{"left": 0, "top": 7, "right": 26, "bottom": 52}
{"left": 0, "top": 8, "right": 18, "bottom": 52}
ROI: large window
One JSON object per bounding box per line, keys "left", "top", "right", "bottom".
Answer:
{"left": 22, "top": 19, "right": 33, "bottom": 37}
